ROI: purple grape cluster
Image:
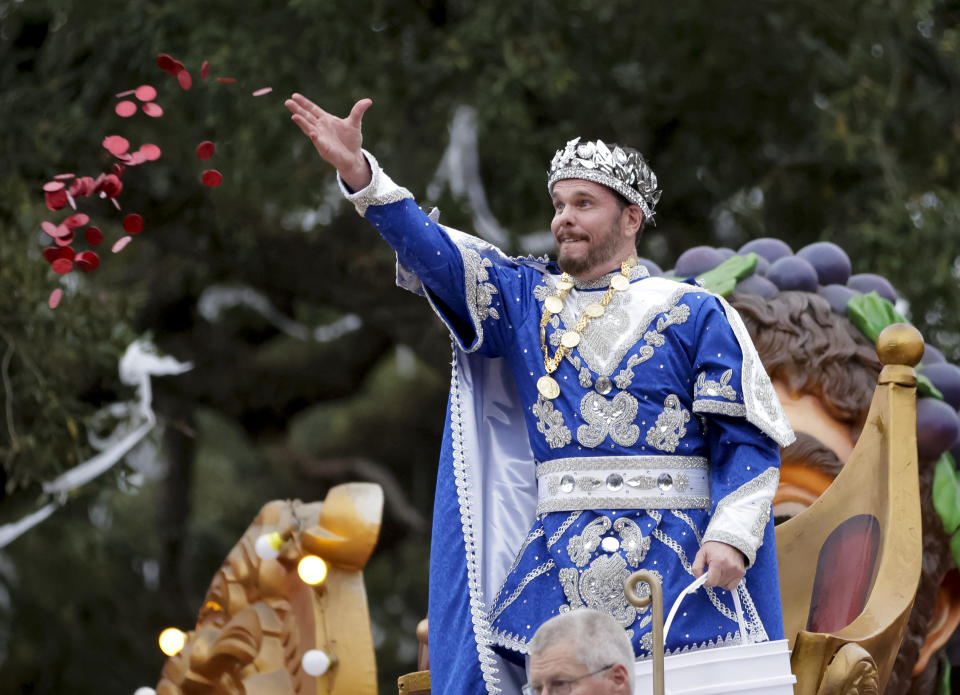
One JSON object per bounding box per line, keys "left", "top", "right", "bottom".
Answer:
{"left": 655, "top": 236, "right": 960, "bottom": 464}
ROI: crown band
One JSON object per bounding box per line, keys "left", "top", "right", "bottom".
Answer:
{"left": 548, "top": 138, "right": 661, "bottom": 225}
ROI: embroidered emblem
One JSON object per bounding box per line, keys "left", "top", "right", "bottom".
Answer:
{"left": 567, "top": 516, "right": 612, "bottom": 567}
{"left": 645, "top": 395, "right": 691, "bottom": 452}
{"left": 532, "top": 396, "right": 572, "bottom": 449}
{"left": 694, "top": 369, "right": 738, "bottom": 401}
{"left": 612, "top": 303, "right": 691, "bottom": 389}
{"left": 461, "top": 248, "right": 500, "bottom": 322}
{"left": 614, "top": 518, "right": 650, "bottom": 567}
{"left": 577, "top": 554, "right": 644, "bottom": 628}
{"left": 577, "top": 392, "right": 641, "bottom": 448}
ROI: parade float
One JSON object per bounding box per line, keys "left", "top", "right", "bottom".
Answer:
{"left": 142, "top": 238, "right": 960, "bottom": 694}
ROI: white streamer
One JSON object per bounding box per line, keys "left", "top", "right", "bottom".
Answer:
{"left": 0, "top": 340, "right": 192, "bottom": 549}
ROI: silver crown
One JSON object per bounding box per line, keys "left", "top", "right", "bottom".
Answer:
{"left": 548, "top": 138, "right": 661, "bottom": 225}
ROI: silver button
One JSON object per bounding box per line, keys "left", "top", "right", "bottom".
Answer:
{"left": 559, "top": 475, "right": 575, "bottom": 493}
{"left": 658, "top": 473, "right": 673, "bottom": 491}
{"left": 595, "top": 376, "right": 612, "bottom": 395}
{"left": 606, "top": 473, "right": 624, "bottom": 491}
{"left": 600, "top": 537, "right": 620, "bottom": 553}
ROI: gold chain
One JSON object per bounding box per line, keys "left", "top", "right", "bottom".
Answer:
{"left": 539, "top": 258, "right": 637, "bottom": 375}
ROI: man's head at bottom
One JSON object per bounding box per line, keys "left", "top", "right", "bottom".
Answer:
{"left": 524, "top": 609, "right": 635, "bottom": 695}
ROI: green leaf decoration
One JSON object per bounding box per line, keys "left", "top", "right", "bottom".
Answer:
{"left": 917, "top": 373, "right": 945, "bottom": 400}
{"left": 933, "top": 452, "right": 960, "bottom": 536}
{"left": 696, "top": 252, "right": 759, "bottom": 297}
{"left": 845, "top": 291, "right": 907, "bottom": 344}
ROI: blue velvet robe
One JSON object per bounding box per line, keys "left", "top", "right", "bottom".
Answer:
{"left": 340, "top": 152, "right": 795, "bottom": 695}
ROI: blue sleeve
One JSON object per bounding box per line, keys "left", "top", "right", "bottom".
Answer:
{"left": 340, "top": 151, "right": 515, "bottom": 356}
{"left": 688, "top": 297, "right": 782, "bottom": 566}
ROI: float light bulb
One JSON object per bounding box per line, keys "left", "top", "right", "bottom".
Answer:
{"left": 302, "top": 649, "right": 333, "bottom": 676}
{"left": 297, "top": 555, "right": 328, "bottom": 585}
{"left": 158, "top": 627, "right": 186, "bottom": 657}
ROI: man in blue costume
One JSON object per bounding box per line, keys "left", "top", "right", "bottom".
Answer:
{"left": 285, "top": 94, "right": 795, "bottom": 695}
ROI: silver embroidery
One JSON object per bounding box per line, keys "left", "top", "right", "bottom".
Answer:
{"left": 715, "top": 295, "right": 795, "bottom": 446}
{"left": 645, "top": 395, "right": 691, "bottom": 452}
{"left": 537, "top": 495, "right": 710, "bottom": 514}
{"left": 536, "top": 455, "right": 709, "bottom": 475}
{"left": 462, "top": 248, "right": 501, "bottom": 322}
{"left": 577, "top": 392, "right": 641, "bottom": 448}
{"left": 694, "top": 369, "right": 737, "bottom": 401}
{"left": 491, "top": 628, "right": 530, "bottom": 654}
{"left": 532, "top": 396, "right": 572, "bottom": 449}
{"left": 487, "top": 560, "right": 555, "bottom": 624}
{"left": 340, "top": 151, "right": 414, "bottom": 215}
{"left": 567, "top": 516, "right": 612, "bottom": 567}
{"left": 533, "top": 284, "right": 550, "bottom": 302}
{"left": 752, "top": 500, "right": 772, "bottom": 537}
{"left": 579, "top": 367, "right": 593, "bottom": 388}
{"left": 614, "top": 517, "right": 650, "bottom": 567}
{"left": 489, "top": 527, "right": 546, "bottom": 610}
{"left": 623, "top": 472, "right": 691, "bottom": 491}
{"left": 558, "top": 567, "right": 583, "bottom": 609}
{"left": 548, "top": 511, "right": 582, "bottom": 548}
{"left": 692, "top": 400, "right": 747, "bottom": 417}
{"left": 446, "top": 347, "right": 503, "bottom": 692}
{"left": 580, "top": 554, "right": 641, "bottom": 628}
{"left": 614, "top": 351, "right": 650, "bottom": 389}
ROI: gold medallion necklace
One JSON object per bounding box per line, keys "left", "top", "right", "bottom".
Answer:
{"left": 537, "top": 257, "right": 637, "bottom": 400}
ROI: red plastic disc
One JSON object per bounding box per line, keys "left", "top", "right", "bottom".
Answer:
{"left": 123, "top": 213, "right": 144, "bottom": 234}
{"left": 56, "top": 246, "right": 76, "bottom": 261}
{"left": 43, "top": 181, "right": 65, "bottom": 192}
{"left": 139, "top": 143, "right": 162, "bottom": 161}
{"left": 115, "top": 100, "right": 138, "bottom": 118}
{"left": 201, "top": 60, "right": 211, "bottom": 80}
{"left": 201, "top": 169, "right": 223, "bottom": 187}
{"left": 41, "top": 221, "right": 59, "bottom": 237}
{"left": 54, "top": 230, "right": 75, "bottom": 246}
{"left": 42, "top": 247, "right": 60, "bottom": 262}
{"left": 252, "top": 87, "right": 273, "bottom": 97}
{"left": 112, "top": 236, "right": 133, "bottom": 253}
{"left": 76, "top": 251, "right": 100, "bottom": 272}
{"left": 135, "top": 84, "right": 157, "bottom": 102}
{"left": 48, "top": 288, "right": 63, "bottom": 309}
{"left": 216, "top": 77, "right": 236, "bottom": 84}
{"left": 63, "top": 213, "right": 90, "bottom": 229}
{"left": 142, "top": 102, "right": 164, "bottom": 117}
{"left": 115, "top": 89, "right": 136, "bottom": 98}
{"left": 54, "top": 173, "right": 75, "bottom": 181}
{"left": 195, "top": 141, "right": 215, "bottom": 159}
{"left": 51, "top": 258, "right": 73, "bottom": 274}
{"left": 177, "top": 69, "right": 193, "bottom": 90}
{"left": 102, "top": 135, "right": 131, "bottom": 156}
{"left": 44, "top": 189, "right": 68, "bottom": 211}
{"left": 85, "top": 226, "right": 104, "bottom": 246}
{"left": 156, "top": 53, "right": 176, "bottom": 72}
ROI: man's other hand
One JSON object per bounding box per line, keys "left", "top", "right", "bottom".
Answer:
{"left": 692, "top": 541, "right": 746, "bottom": 590}
{"left": 285, "top": 94, "right": 373, "bottom": 191}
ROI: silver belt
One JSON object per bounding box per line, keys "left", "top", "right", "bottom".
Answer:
{"left": 536, "top": 455, "right": 711, "bottom": 515}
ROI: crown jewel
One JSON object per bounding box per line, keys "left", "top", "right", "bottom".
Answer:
{"left": 548, "top": 138, "right": 662, "bottom": 225}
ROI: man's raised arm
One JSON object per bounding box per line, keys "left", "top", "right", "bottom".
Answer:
{"left": 285, "top": 93, "right": 373, "bottom": 191}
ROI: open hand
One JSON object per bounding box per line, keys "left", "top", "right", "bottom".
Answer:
{"left": 285, "top": 94, "right": 373, "bottom": 190}
{"left": 692, "top": 541, "right": 746, "bottom": 590}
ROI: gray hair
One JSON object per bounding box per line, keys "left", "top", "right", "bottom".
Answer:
{"left": 528, "top": 609, "right": 635, "bottom": 692}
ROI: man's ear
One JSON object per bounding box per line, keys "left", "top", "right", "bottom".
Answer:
{"left": 609, "top": 662, "right": 631, "bottom": 691}
{"left": 621, "top": 204, "right": 644, "bottom": 240}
